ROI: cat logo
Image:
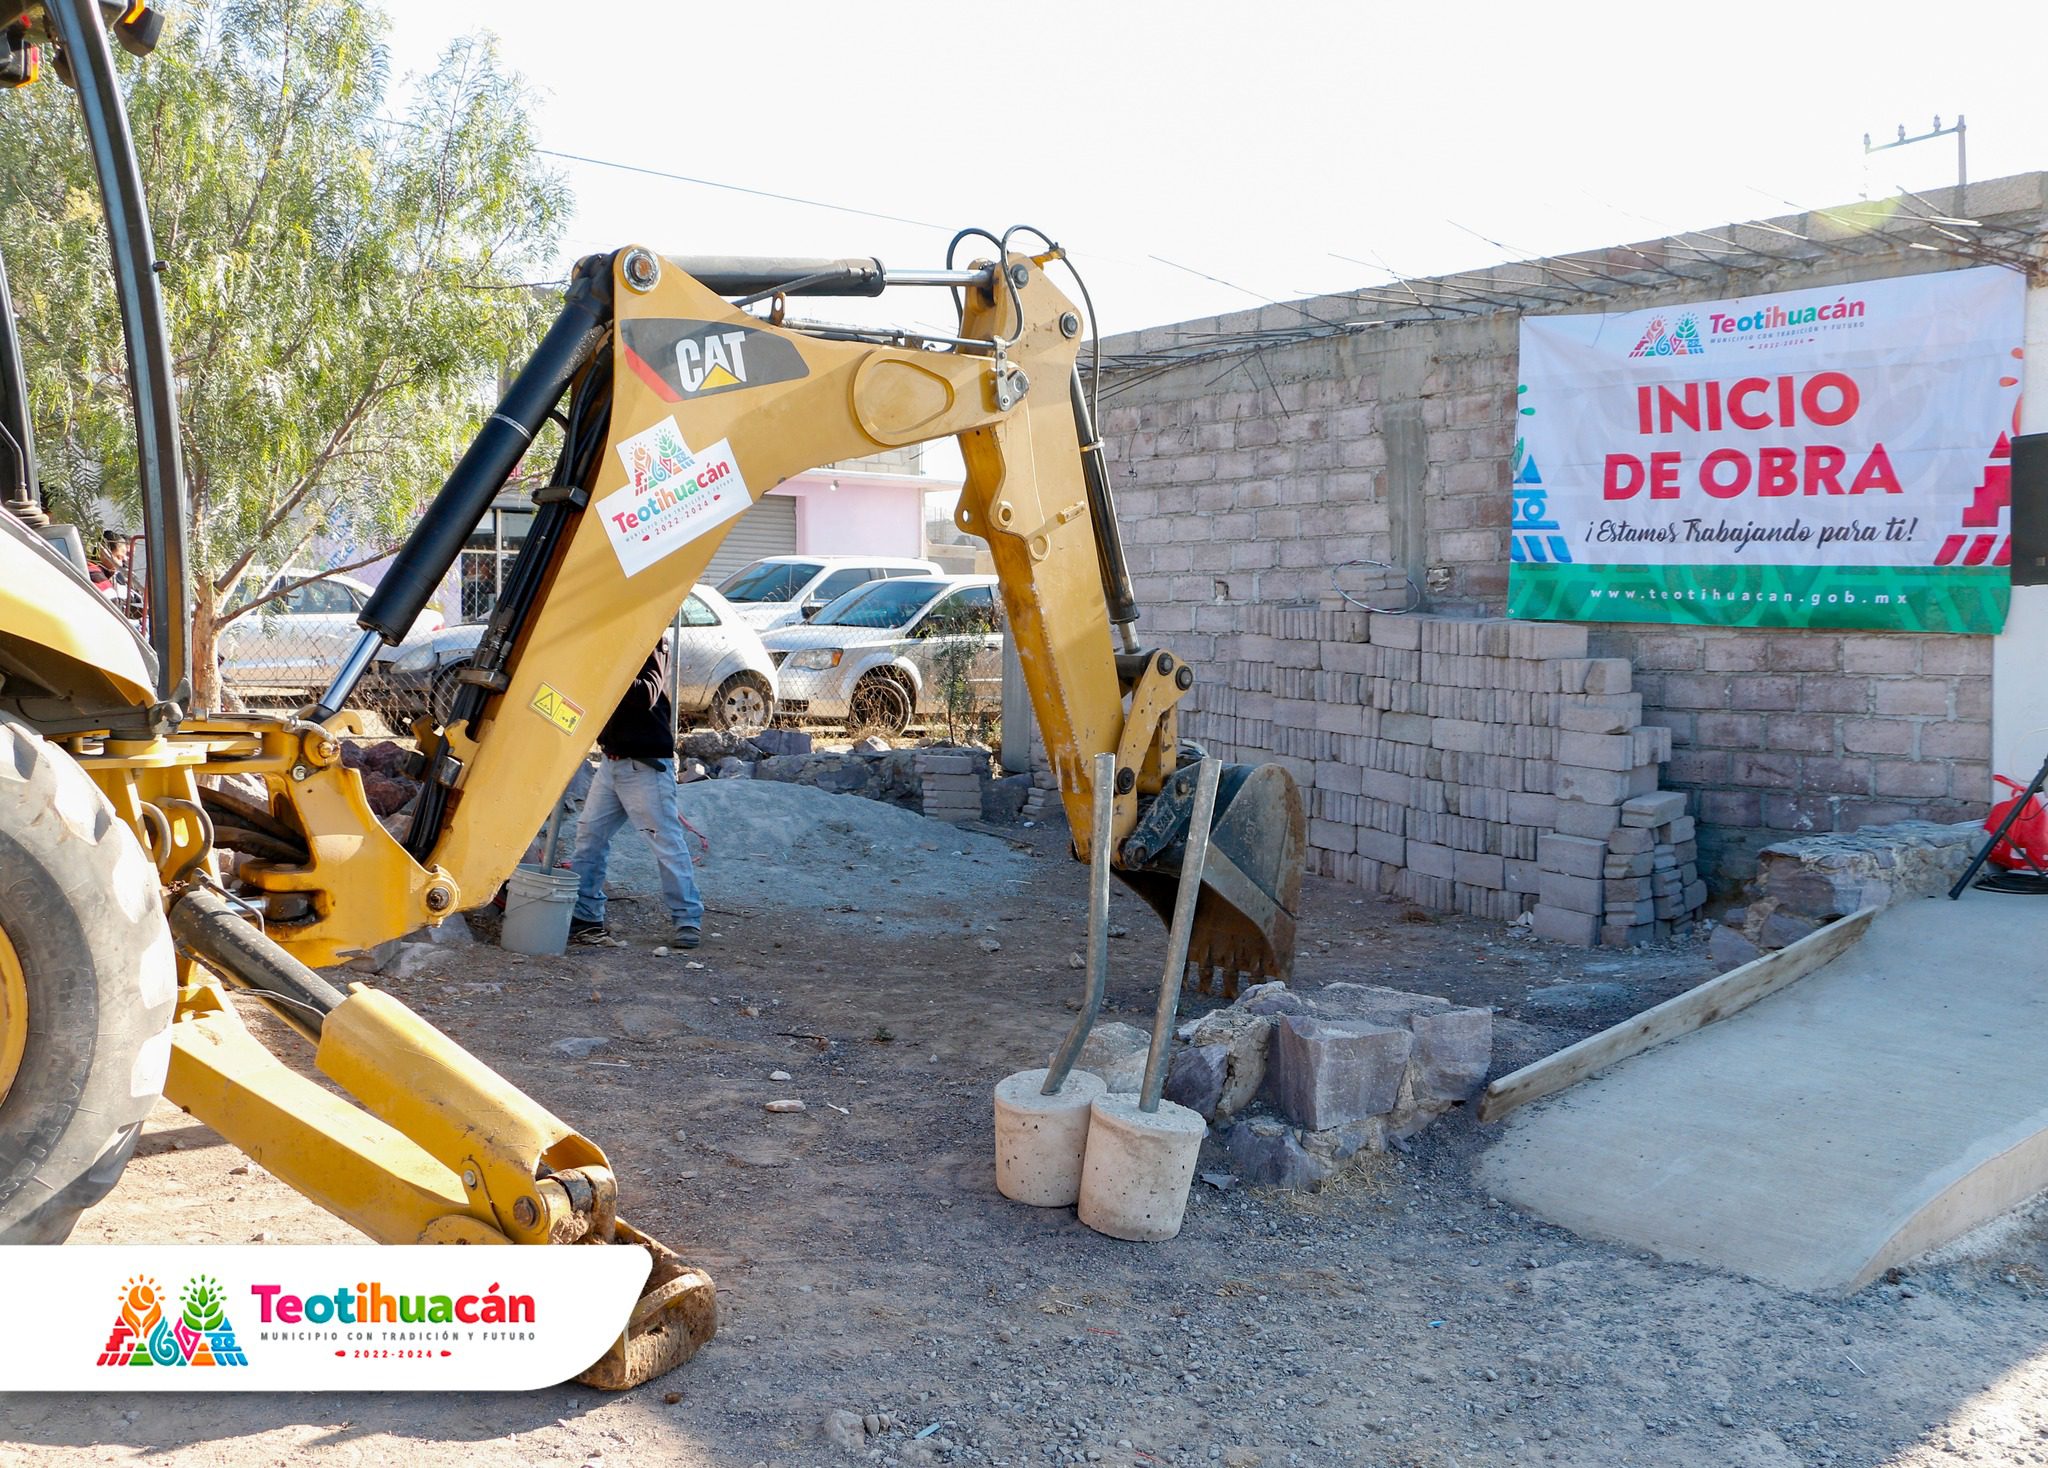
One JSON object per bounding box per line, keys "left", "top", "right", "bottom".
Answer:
{"left": 620, "top": 319, "right": 810, "bottom": 403}
{"left": 677, "top": 330, "right": 750, "bottom": 394}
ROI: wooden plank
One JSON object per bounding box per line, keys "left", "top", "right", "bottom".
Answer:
{"left": 1479, "top": 906, "right": 1877, "bottom": 1124}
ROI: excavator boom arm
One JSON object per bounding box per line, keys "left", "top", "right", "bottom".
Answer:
{"left": 299, "top": 242, "right": 1303, "bottom": 990}
{"left": 422, "top": 249, "right": 1121, "bottom": 907}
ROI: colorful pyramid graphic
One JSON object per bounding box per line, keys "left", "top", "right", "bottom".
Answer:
{"left": 1628, "top": 313, "right": 1704, "bottom": 358}
{"left": 95, "top": 1275, "right": 247, "bottom": 1367}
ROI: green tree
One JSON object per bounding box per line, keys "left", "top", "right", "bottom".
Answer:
{"left": 0, "top": 0, "right": 567, "bottom": 706}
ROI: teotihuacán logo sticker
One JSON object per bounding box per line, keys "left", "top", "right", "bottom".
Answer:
{"left": 596, "top": 417, "right": 754, "bottom": 578}
{"left": 2, "top": 1245, "right": 651, "bottom": 1390}
{"left": 620, "top": 318, "right": 809, "bottom": 401}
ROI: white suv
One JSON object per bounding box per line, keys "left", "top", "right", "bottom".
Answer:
{"left": 716, "top": 554, "right": 942, "bottom": 631}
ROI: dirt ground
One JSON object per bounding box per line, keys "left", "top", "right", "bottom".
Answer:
{"left": 5, "top": 789, "right": 2048, "bottom": 1468}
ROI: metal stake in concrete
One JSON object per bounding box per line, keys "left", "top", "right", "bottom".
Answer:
{"left": 1139, "top": 758, "right": 1223, "bottom": 1111}
{"left": 1043, "top": 751, "right": 1118, "bottom": 1095}
{"left": 996, "top": 752, "right": 1119, "bottom": 1209}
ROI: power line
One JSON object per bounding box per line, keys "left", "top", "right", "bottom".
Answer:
{"left": 532, "top": 144, "right": 951, "bottom": 233}
{"left": 1147, "top": 255, "right": 1353, "bottom": 334}
{"left": 375, "top": 116, "right": 949, "bottom": 233}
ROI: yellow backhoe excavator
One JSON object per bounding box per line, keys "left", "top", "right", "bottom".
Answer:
{"left": 0, "top": 1, "right": 1304, "bottom": 1387}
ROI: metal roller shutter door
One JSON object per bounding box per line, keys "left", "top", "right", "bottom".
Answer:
{"left": 703, "top": 492, "right": 798, "bottom": 585}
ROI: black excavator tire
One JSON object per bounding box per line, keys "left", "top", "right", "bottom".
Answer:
{"left": 0, "top": 714, "right": 177, "bottom": 1243}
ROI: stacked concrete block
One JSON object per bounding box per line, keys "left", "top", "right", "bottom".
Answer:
{"left": 1183, "top": 604, "right": 1708, "bottom": 947}
{"left": 915, "top": 749, "right": 984, "bottom": 824}
{"left": 1019, "top": 757, "right": 1063, "bottom": 823}
{"left": 1566, "top": 798, "right": 1704, "bottom": 946}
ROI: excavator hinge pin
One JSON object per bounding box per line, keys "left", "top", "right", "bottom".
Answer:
{"left": 1115, "top": 767, "right": 1136, "bottom": 795}
{"left": 621, "top": 248, "right": 660, "bottom": 292}
{"left": 461, "top": 1168, "right": 480, "bottom": 1190}
{"left": 1060, "top": 312, "right": 1081, "bottom": 338}
{"left": 513, "top": 1197, "right": 539, "bottom": 1228}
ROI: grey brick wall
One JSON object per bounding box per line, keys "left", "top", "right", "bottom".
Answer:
{"left": 1587, "top": 627, "right": 1991, "bottom": 883}
{"left": 1093, "top": 178, "right": 2046, "bottom": 889}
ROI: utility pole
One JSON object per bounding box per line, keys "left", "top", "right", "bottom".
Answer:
{"left": 1864, "top": 115, "right": 1967, "bottom": 205}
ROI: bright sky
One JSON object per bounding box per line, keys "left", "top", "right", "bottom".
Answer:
{"left": 385, "top": 0, "right": 2039, "bottom": 340}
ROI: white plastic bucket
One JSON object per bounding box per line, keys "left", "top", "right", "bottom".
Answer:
{"left": 501, "top": 864, "right": 578, "bottom": 956}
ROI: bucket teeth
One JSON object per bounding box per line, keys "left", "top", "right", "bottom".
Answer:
{"left": 1185, "top": 932, "right": 1282, "bottom": 1000}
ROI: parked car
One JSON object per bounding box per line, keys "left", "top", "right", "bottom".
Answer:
{"left": 758, "top": 574, "right": 1002, "bottom": 734}
{"left": 716, "top": 554, "right": 943, "bottom": 632}
{"left": 216, "top": 570, "right": 442, "bottom": 697}
{"left": 368, "top": 584, "right": 780, "bottom": 735}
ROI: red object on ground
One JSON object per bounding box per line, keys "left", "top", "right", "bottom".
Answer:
{"left": 1985, "top": 775, "right": 2048, "bottom": 871}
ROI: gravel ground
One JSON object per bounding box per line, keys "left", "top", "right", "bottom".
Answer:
{"left": 4, "top": 783, "right": 2046, "bottom": 1468}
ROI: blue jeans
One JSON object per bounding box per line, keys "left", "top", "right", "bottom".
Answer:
{"left": 569, "top": 757, "right": 704, "bottom": 930}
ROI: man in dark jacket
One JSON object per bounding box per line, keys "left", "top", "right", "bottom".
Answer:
{"left": 567, "top": 640, "right": 703, "bottom": 948}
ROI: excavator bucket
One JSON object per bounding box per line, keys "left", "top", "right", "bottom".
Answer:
{"left": 1119, "top": 762, "right": 1306, "bottom": 997}
{"left": 575, "top": 1221, "right": 719, "bottom": 1389}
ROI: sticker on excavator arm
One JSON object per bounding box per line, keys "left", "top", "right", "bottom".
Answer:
{"left": 620, "top": 318, "right": 809, "bottom": 402}
{"left": 596, "top": 417, "right": 753, "bottom": 578}
{"left": 531, "top": 683, "right": 584, "bottom": 735}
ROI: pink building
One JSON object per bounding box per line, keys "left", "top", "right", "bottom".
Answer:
{"left": 726, "top": 463, "right": 933, "bottom": 575}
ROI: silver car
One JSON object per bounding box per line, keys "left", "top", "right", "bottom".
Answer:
{"left": 218, "top": 570, "right": 444, "bottom": 696}
{"left": 716, "top": 554, "right": 943, "bottom": 632}
{"left": 759, "top": 575, "right": 1002, "bottom": 734}
{"left": 369, "top": 584, "right": 780, "bottom": 735}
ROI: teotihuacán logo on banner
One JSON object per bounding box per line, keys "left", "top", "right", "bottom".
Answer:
{"left": 2, "top": 1244, "right": 650, "bottom": 1391}
{"left": 1628, "top": 312, "right": 1704, "bottom": 359}
{"left": 96, "top": 1274, "right": 249, "bottom": 1368}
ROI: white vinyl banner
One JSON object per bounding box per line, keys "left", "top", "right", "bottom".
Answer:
{"left": 0, "top": 1245, "right": 648, "bottom": 1390}
{"left": 1509, "top": 265, "right": 2026, "bottom": 631}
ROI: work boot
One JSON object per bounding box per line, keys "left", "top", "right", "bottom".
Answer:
{"left": 571, "top": 919, "right": 623, "bottom": 947}
{"left": 672, "top": 925, "right": 702, "bottom": 950}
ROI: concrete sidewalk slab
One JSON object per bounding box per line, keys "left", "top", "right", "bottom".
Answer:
{"left": 1477, "top": 890, "right": 2048, "bottom": 1293}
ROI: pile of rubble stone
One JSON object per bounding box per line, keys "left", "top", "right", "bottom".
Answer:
{"left": 333, "top": 730, "right": 1033, "bottom": 834}
{"left": 339, "top": 739, "right": 419, "bottom": 817}
{"left": 677, "top": 729, "right": 1031, "bottom": 823}
{"left": 1708, "top": 818, "right": 1983, "bottom": 967}
{"left": 1068, "top": 979, "right": 1492, "bottom": 1191}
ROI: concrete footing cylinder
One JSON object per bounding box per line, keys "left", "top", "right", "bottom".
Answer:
{"left": 1077, "top": 1093, "right": 1207, "bottom": 1241}
{"left": 994, "top": 1068, "right": 1107, "bottom": 1207}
